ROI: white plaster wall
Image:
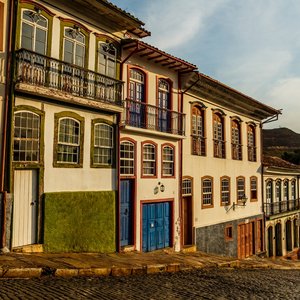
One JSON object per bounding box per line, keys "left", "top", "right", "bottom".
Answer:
{"left": 120, "top": 132, "right": 181, "bottom": 251}
{"left": 182, "top": 92, "right": 264, "bottom": 228}
{"left": 15, "top": 97, "right": 117, "bottom": 192}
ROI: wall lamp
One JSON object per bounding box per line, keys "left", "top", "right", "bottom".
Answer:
{"left": 154, "top": 182, "right": 165, "bottom": 194}
{"left": 226, "top": 194, "right": 248, "bottom": 212}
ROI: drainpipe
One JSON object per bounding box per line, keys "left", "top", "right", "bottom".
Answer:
{"left": 1, "top": 0, "right": 15, "bottom": 249}
{"left": 178, "top": 70, "right": 199, "bottom": 249}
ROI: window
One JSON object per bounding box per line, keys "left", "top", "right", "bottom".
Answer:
{"left": 128, "top": 69, "right": 145, "bottom": 127}
{"left": 266, "top": 180, "right": 273, "bottom": 203}
{"left": 192, "top": 105, "right": 205, "bottom": 156}
{"left": 202, "top": 177, "right": 213, "bottom": 207}
{"left": 213, "top": 112, "right": 225, "bottom": 158}
{"left": 92, "top": 122, "right": 113, "bottom": 167}
{"left": 13, "top": 111, "right": 40, "bottom": 162}
{"left": 97, "top": 41, "right": 117, "bottom": 78}
{"left": 21, "top": 9, "right": 48, "bottom": 55}
{"left": 236, "top": 177, "right": 245, "bottom": 203}
{"left": 291, "top": 180, "right": 296, "bottom": 200}
{"left": 162, "top": 145, "right": 174, "bottom": 177}
{"left": 120, "top": 141, "right": 135, "bottom": 176}
{"left": 275, "top": 180, "right": 281, "bottom": 202}
{"left": 231, "top": 119, "right": 242, "bottom": 160}
{"left": 182, "top": 178, "right": 193, "bottom": 196}
{"left": 225, "top": 225, "right": 233, "bottom": 240}
{"left": 283, "top": 180, "right": 289, "bottom": 201}
{"left": 158, "top": 79, "right": 171, "bottom": 132}
{"left": 247, "top": 124, "right": 256, "bottom": 162}
{"left": 250, "top": 177, "right": 258, "bottom": 201}
{"left": 221, "top": 177, "right": 230, "bottom": 206}
{"left": 63, "top": 27, "right": 85, "bottom": 67}
{"left": 57, "top": 118, "right": 80, "bottom": 163}
{"left": 53, "top": 112, "right": 84, "bottom": 167}
{"left": 142, "top": 143, "right": 156, "bottom": 177}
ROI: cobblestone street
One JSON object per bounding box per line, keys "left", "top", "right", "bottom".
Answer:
{"left": 0, "top": 269, "right": 299, "bottom": 299}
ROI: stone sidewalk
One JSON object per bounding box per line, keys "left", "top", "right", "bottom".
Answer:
{"left": 0, "top": 250, "right": 299, "bottom": 278}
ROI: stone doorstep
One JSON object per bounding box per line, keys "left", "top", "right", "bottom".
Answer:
{"left": 12, "top": 244, "right": 44, "bottom": 253}
{"left": 181, "top": 245, "right": 197, "bottom": 253}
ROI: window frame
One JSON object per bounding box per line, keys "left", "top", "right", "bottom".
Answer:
{"left": 182, "top": 176, "right": 193, "bottom": 196}
{"left": 236, "top": 176, "right": 246, "bottom": 204}
{"left": 97, "top": 40, "right": 118, "bottom": 78}
{"left": 191, "top": 104, "right": 206, "bottom": 156}
{"left": 250, "top": 176, "right": 258, "bottom": 202}
{"left": 220, "top": 176, "right": 231, "bottom": 206}
{"left": 141, "top": 141, "right": 157, "bottom": 178}
{"left": 266, "top": 179, "right": 273, "bottom": 203}
{"left": 247, "top": 123, "right": 257, "bottom": 162}
{"left": 128, "top": 67, "right": 146, "bottom": 102}
{"left": 161, "top": 144, "right": 175, "bottom": 178}
{"left": 91, "top": 119, "right": 115, "bottom": 168}
{"left": 231, "top": 118, "right": 242, "bottom": 160}
{"left": 53, "top": 111, "right": 84, "bottom": 168}
{"left": 213, "top": 110, "right": 226, "bottom": 158}
{"left": 225, "top": 225, "right": 233, "bottom": 241}
{"left": 291, "top": 180, "right": 296, "bottom": 200}
{"left": 283, "top": 179, "right": 289, "bottom": 201}
{"left": 201, "top": 176, "right": 214, "bottom": 209}
{"left": 275, "top": 179, "right": 282, "bottom": 202}
{"left": 12, "top": 106, "right": 44, "bottom": 167}
{"left": 120, "top": 138, "right": 136, "bottom": 177}
{"left": 0, "top": 2, "right": 4, "bottom": 51}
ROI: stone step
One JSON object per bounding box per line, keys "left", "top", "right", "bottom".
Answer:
{"left": 12, "top": 244, "right": 43, "bottom": 253}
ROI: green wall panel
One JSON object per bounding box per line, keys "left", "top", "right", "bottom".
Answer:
{"left": 43, "top": 191, "right": 116, "bottom": 253}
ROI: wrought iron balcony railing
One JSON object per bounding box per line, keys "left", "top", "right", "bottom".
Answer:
{"left": 192, "top": 136, "right": 206, "bottom": 156}
{"left": 213, "top": 139, "right": 226, "bottom": 158}
{"left": 247, "top": 146, "right": 257, "bottom": 162}
{"left": 15, "top": 49, "right": 123, "bottom": 106}
{"left": 122, "top": 99, "right": 185, "bottom": 136}
{"left": 232, "top": 143, "right": 242, "bottom": 160}
{"left": 264, "top": 199, "right": 300, "bottom": 217}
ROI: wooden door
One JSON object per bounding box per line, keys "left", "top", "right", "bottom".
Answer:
{"left": 12, "top": 170, "right": 38, "bottom": 247}
{"left": 182, "top": 196, "right": 193, "bottom": 245}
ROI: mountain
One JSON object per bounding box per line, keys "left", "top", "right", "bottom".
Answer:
{"left": 263, "top": 128, "right": 300, "bottom": 165}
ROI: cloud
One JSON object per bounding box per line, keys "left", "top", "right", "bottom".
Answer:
{"left": 142, "top": 0, "right": 228, "bottom": 50}
{"left": 264, "top": 78, "right": 300, "bottom": 133}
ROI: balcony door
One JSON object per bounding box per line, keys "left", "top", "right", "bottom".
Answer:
{"left": 128, "top": 69, "right": 145, "bottom": 127}
{"left": 158, "top": 79, "right": 171, "bottom": 132}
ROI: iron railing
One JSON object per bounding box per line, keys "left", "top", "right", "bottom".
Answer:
{"left": 232, "top": 143, "right": 242, "bottom": 160}
{"left": 192, "top": 136, "right": 206, "bottom": 156}
{"left": 264, "top": 199, "right": 300, "bottom": 217}
{"left": 15, "top": 49, "right": 123, "bottom": 106}
{"left": 248, "top": 145, "right": 257, "bottom": 162}
{"left": 213, "top": 139, "right": 226, "bottom": 158}
{"left": 123, "top": 99, "right": 185, "bottom": 136}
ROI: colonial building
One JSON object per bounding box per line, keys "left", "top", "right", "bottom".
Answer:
{"left": 263, "top": 156, "right": 300, "bottom": 257}
{"left": 119, "top": 40, "right": 197, "bottom": 252}
{"left": 0, "top": 0, "right": 148, "bottom": 252}
{"left": 181, "top": 73, "right": 280, "bottom": 258}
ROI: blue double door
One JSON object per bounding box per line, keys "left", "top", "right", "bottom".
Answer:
{"left": 142, "top": 202, "right": 171, "bottom": 252}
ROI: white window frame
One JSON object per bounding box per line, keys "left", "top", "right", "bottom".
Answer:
{"left": 120, "top": 141, "right": 135, "bottom": 176}
{"left": 162, "top": 145, "right": 174, "bottom": 176}
{"left": 142, "top": 143, "right": 156, "bottom": 176}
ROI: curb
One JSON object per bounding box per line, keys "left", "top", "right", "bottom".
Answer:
{"left": 0, "top": 261, "right": 299, "bottom": 279}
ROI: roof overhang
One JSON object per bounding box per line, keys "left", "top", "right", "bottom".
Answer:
{"left": 122, "top": 40, "right": 197, "bottom": 72}
{"left": 182, "top": 72, "right": 281, "bottom": 121}
{"left": 44, "top": 0, "right": 150, "bottom": 38}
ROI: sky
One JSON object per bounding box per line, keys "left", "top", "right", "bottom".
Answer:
{"left": 112, "top": 0, "right": 300, "bottom": 133}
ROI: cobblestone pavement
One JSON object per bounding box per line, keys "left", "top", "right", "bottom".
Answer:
{"left": 0, "top": 269, "right": 299, "bottom": 300}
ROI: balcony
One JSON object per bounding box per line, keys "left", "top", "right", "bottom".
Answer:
{"left": 232, "top": 143, "right": 242, "bottom": 160}
{"left": 15, "top": 49, "right": 123, "bottom": 112}
{"left": 248, "top": 146, "right": 257, "bottom": 162}
{"left": 122, "top": 99, "right": 185, "bottom": 136}
{"left": 264, "top": 199, "right": 300, "bottom": 217}
{"left": 213, "top": 140, "right": 225, "bottom": 158}
{"left": 192, "top": 136, "right": 206, "bottom": 156}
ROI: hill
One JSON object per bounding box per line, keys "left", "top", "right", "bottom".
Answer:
{"left": 263, "top": 128, "right": 300, "bottom": 165}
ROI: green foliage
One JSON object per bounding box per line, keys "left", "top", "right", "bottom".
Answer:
{"left": 43, "top": 191, "right": 116, "bottom": 253}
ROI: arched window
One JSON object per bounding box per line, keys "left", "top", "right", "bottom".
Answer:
{"left": 21, "top": 9, "right": 48, "bottom": 55}
{"left": 13, "top": 111, "right": 40, "bottom": 162}
{"left": 192, "top": 105, "right": 205, "bottom": 156}
{"left": 93, "top": 123, "right": 114, "bottom": 167}
{"left": 120, "top": 140, "right": 135, "bottom": 176}
{"left": 247, "top": 124, "right": 256, "bottom": 161}
{"left": 162, "top": 145, "right": 174, "bottom": 177}
{"left": 63, "top": 27, "right": 85, "bottom": 67}
{"left": 236, "top": 176, "right": 245, "bottom": 203}
{"left": 97, "top": 41, "right": 117, "bottom": 78}
{"left": 283, "top": 180, "right": 289, "bottom": 201}
{"left": 57, "top": 117, "right": 80, "bottom": 164}
{"left": 291, "top": 180, "right": 296, "bottom": 200}
{"left": 128, "top": 69, "right": 145, "bottom": 128}
{"left": 275, "top": 180, "right": 282, "bottom": 202}
{"left": 158, "top": 79, "right": 171, "bottom": 132}
{"left": 142, "top": 142, "right": 156, "bottom": 177}
{"left": 213, "top": 111, "right": 225, "bottom": 158}
{"left": 202, "top": 176, "right": 213, "bottom": 207}
{"left": 231, "top": 119, "right": 242, "bottom": 160}
{"left": 182, "top": 178, "right": 193, "bottom": 196}
{"left": 266, "top": 180, "right": 273, "bottom": 203}
{"left": 250, "top": 176, "right": 258, "bottom": 201}
{"left": 221, "top": 176, "right": 230, "bottom": 206}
